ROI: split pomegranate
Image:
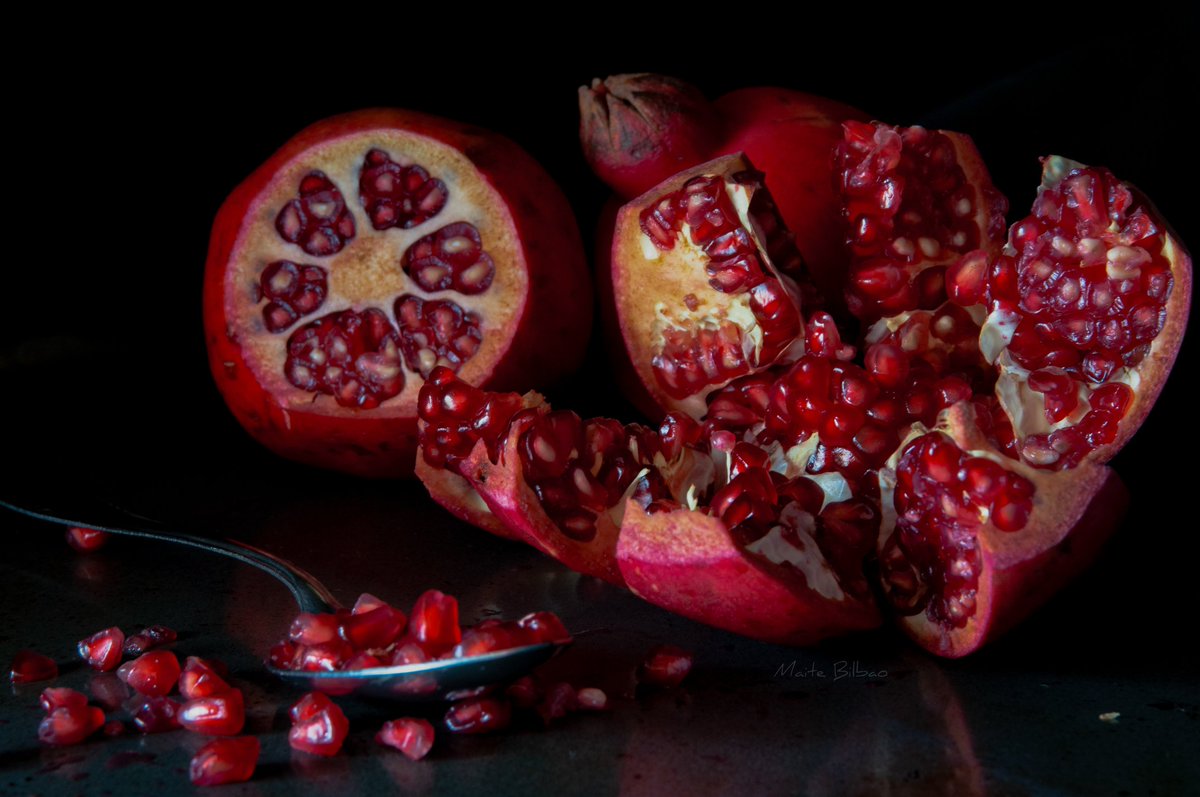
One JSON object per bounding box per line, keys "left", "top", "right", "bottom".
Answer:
{"left": 204, "top": 108, "right": 591, "bottom": 478}
{"left": 288, "top": 691, "right": 350, "bottom": 756}
{"left": 190, "top": 736, "right": 260, "bottom": 787}
{"left": 10, "top": 650, "right": 58, "bottom": 684}
{"left": 581, "top": 74, "right": 869, "bottom": 309}
{"left": 377, "top": 718, "right": 435, "bottom": 760}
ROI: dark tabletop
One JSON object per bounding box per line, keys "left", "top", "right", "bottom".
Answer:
{"left": 3, "top": 24, "right": 1199, "bottom": 797}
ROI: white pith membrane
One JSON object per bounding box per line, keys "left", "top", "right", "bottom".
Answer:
{"left": 223, "top": 129, "right": 528, "bottom": 417}
{"left": 614, "top": 157, "right": 805, "bottom": 419}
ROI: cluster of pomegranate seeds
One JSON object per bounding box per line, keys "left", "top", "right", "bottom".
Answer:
{"left": 189, "top": 736, "right": 260, "bottom": 787}
{"left": 638, "top": 645, "right": 694, "bottom": 688}
{"left": 395, "top": 295, "right": 483, "bottom": 378}
{"left": 515, "top": 410, "right": 658, "bottom": 542}
{"left": 66, "top": 526, "right": 109, "bottom": 552}
{"left": 417, "top": 367, "right": 525, "bottom": 468}
{"left": 358, "top": 148, "right": 448, "bottom": 230}
{"left": 838, "top": 121, "right": 1008, "bottom": 320}
{"left": 268, "top": 589, "right": 571, "bottom": 674}
{"left": 404, "top": 221, "right": 496, "bottom": 295}
{"left": 78, "top": 627, "right": 125, "bottom": 671}
{"left": 640, "top": 172, "right": 803, "bottom": 399}
{"left": 258, "top": 260, "right": 328, "bottom": 333}
{"left": 289, "top": 692, "right": 350, "bottom": 756}
{"left": 275, "top": 171, "right": 357, "bottom": 257}
{"left": 285, "top": 308, "right": 405, "bottom": 409}
{"left": 10, "top": 649, "right": 58, "bottom": 683}
{"left": 881, "top": 432, "right": 1035, "bottom": 625}
{"left": 377, "top": 718, "right": 435, "bottom": 760}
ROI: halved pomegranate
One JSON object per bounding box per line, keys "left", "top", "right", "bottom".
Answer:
{"left": 610, "top": 154, "right": 807, "bottom": 420}
{"left": 204, "top": 108, "right": 591, "bottom": 477}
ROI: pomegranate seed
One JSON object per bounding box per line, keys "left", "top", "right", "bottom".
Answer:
{"left": 516, "top": 611, "right": 571, "bottom": 644}
{"left": 452, "top": 620, "right": 525, "bottom": 658}
{"left": 117, "top": 651, "right": 181, "bottom": 696}
{"left": 87, "top": 673, "right": 130, "bottom": 709}
{"left": 409, "top": 590, "right": 461, "bottom": 655}
{"left": 10, "top": 650, "right": 58, "bottom": 684}
{"left": 78, "top": 627, "right": 125, "bottom": 672}
{"left": 179, "top": 688, "right": 245, "bottom": 736}
{"left": 297, "top": 641, "right": 355, "bottom": 672}
{"left": 66, "top": 526, "right": 109, "bottom": 552}
{"left": 131, "top": 696, "right": 182, "bottom": 733}
{"left": 444, "top": 697, "right": 512, "bottom": 735}
{"left": 352, "top": 593, "right": 388, "bottom": 615}
{"left": 289, "top": 612, "right": 340, "bottom": 645}
{"left": 288, "top": 692, "right": 349, "bottom": 756}
{"left": 506, "top": 676, "right": 542, "bottom": 709}
{"left": 340, "top": 605, "right": 406, "bottom": 650}
{"left": 377, "top": 718, "right": 435, "bottom": 761}
{"left": 639, "top": 645, "right": 694, "bottom": 688}
{"left": 266, "top": 641, "right": 300, "bottom": 670}
{"left": 38, "top": 704, "right": 105, "bottom": 745}
{"left": 537, "top": 682, "right": 577, "bottom": 726}
{"left": 39, "top": 687, "right": 87, "bottom": 712}
{"left": 189, "top": 736, "right": 260, "bottom": 787}
{"left": 123, "top": 624, "right": 178, "bottom": 656}
{"left": 388, "top": 642, "right": 429, "bottom": 666}
{"left": 576, "top": 687, "right": 609, "bottom": 711}
{"left": 179, "top": 657, "right": 231, "bottom": 700}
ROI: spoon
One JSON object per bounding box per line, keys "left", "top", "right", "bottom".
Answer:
{"left": 1, "top": 495, "right": 567, "bottom": 701}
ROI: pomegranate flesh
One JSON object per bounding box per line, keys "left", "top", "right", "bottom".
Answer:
{"left": 204, "top": 108, "right": 591, "bottom": 477}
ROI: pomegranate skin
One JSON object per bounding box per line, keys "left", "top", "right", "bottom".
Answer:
{"left": 204, "top": 108, "right": 592, "bottom": 478}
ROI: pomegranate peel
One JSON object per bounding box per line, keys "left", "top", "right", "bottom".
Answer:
{"left": 204, "top": 107, "right": 591, "bottom": 478}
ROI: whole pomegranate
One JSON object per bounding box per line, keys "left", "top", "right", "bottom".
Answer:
{"left": 204, "top": 108, "right": 592, "bottom": 478}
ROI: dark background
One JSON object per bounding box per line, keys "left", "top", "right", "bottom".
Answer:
{"left": 3, "top": 27, "right": 1197, "bottom": 659}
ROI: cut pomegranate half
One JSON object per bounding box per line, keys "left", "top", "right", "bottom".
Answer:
{"left": 204, "top": 108, "right": 591, "bottom": 477}
{"left": 949, "top": 156, "right": 1192, "bottom": 470}
{"left": 610, "top": 154, "right": 808, "bottom": 420}
{"left": 837, "top": 121, "right": 1008, "bottom": 321}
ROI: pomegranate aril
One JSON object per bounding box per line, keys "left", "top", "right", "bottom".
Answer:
{"left": 78, "top": 627, "right": 125, "bottom": 672}
{"left": 452, "top": 620, "right": 525, "bottom": 658}
{"left": 289, "top": 612, "right": 340, "bottom": 645}
{"left": 408, "top": 590, "right": 461, "bottom": 655}
{"left": 377, "top": 718, "right": 435, "bottom": 760}
{"left": 359, "top": 148, "right": 448, "bottom": 230}
{"left": 506, "top": 676, "right": 542, "bottom": 709}
{"left": 297, "top": 641, "right": 355, "bottom": 672}
{"left": 352, "top": 593, "right": 389, "bottom": 615}
{"left": 66, "top": 526, "right": 109, "bottom": 552}
{"left": 132, "top": 696, "right": 183, "bottom": 733}
{"left": 639, "top": 645, "right": 693, "bottom": 688}
{"left": 537, "top": 682, "right": 577, "bottom": 726}
{"left": 576, "top": 687, "right": 609, "bottom": 711}
{"left": 395, "top": 294, "right": 483, "bottom": 378}
{"left": 340, "top": 605, "right": 406, "bottom": 650}
{"left": 289, "top": 692, "right": 349, "bottom": 757}
{"left": 190, "top": 736, "right": 260, "bottom": 787}
{"left": 39, "top": 687, "right": 87, "bottom": 712}
{"left": 38, "top": 704, "right": 105, "bottom": 746}
{"left": 117, "top": 651, "right": 181, "bottom": 696}
{"left": 516, "top": 611, "right": 571, "bottom": 645}
{"left": 180, "top": 657, "right": 231, "bottom": 700}
{"left": 179, "top": 688, "right": 245, "bottom": 736}
{"left": 285, "top": 308, "right": 404, "bottom": 409}
{"left": 444, "top": 697, "right": 511, "bottom": 734}
{"left": 11, "top": 650, "right": 58, "bottom": 684}
{"left": 123, "top": 624, "right": 178, "bottom": 656}
{"left": 276, "top": 170, "right": 355, "bottom": 256}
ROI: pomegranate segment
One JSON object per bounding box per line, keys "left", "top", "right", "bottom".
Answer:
{"left": 205, "top": 108, "right": 591, "bottom": 478}
{"left": 377, "top": 718, "right": 435, "bottom": 760}
{"left": 951, "top": 157, "right": 1192, "bottom": 470}
{"left": 78, "top": 627, "right": 125, "bottom": 672}
{"left": 11, "top": 650, "right": 58, "bottom": 684}
{"left": 837, "top": 121, "right": 1008, "bottom": 321}
{"left": 190, "top": 736, "right": 260, "bottom": 787}
{"left": 612, "top": 154, "right": 806, "bottom": 419}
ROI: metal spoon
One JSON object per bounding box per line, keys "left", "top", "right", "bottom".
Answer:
{"left": 1, "top": 496, "right": 566, "bottom": 701}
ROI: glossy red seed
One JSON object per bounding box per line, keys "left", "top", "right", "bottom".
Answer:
{"left": 444, "top": 697, "right": 511, "bottom": 734}
{"left": 288, "top": 694, "right": 349, "bottom": 756}
{"left": 180, "top": 688, "right": 245, "bottom": 736}
{"left": 377, "top": 718, "right": 435, "bottom": 761}
{"left": 537, "top": 682, "right": 577, "bottom": 726}
{"left": 78, "top": 627, "right": 125, "bottom": 672}
{"left": 297, "top": 641, "right": 354, "bottom": 672}
{"left": 38, "top": 704, "right": 105, "bottom": 745}
{"left": 39, "top": 687, "right": 87, "bottom": 713}
{"left": 117, "top": 651, "right": 181, "bottom": 697}
{"left": 516, "top": 611, "right": 572, "bottom": 645}
{"left": 190, "top": 736, "right": 260, "bottom": 787}
{"left": 639, "top": 645, "right": 694, "bottom": 688}
{"left": 123, "top": 625, "right": 178, "bottom": 657}
{"left": 409, "top": 590, "right": 461, "bottom": 655}
{"left": 340, "top": 605, "right": 406, "bottom": 650}
{"left": 351, "top": 593, "right": 388, "bottom": 615}
{"left": 66, "top": 526, "right": 109, "bottom": 552}
{"left": 179, "top": 657, "right": 231, "bottom": 700}
{"left": 289, "top": 613, "right": 340, "bottom": 645}
{"left": 388, "top": 642, "right": 429, "bottom": 666}
{"left": 11, "top": 650, "right": 58, "bottom": 684}
{"left": 132, "top": 696, "right": 182, "bottom": 733}
{"left": 452, "top": 621, "right": 524, "bottom": 658}
{"left": 266, "top": 641, "right": 300, "bottom": 670}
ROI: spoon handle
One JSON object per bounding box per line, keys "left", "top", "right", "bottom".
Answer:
{"left": 1, "top": 498, "right": 338, "bottom": 614}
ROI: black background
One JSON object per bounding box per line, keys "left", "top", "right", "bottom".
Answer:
{"left": 4, "top": 26, "right": 1197, "bottom": 655}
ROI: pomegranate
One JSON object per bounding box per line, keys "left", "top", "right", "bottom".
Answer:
{"left": 580, "top": 74, "right": 869, "bottom": 309}
{"left": 204, "top": 108, "right": 592, "bottom": 478}
{"left": 190, "top": 736, "right": 260, "bottom": 787}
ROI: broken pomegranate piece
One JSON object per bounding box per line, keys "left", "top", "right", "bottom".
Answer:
{"left": 190, "top": 736, "right": 260, "bottom": 787}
